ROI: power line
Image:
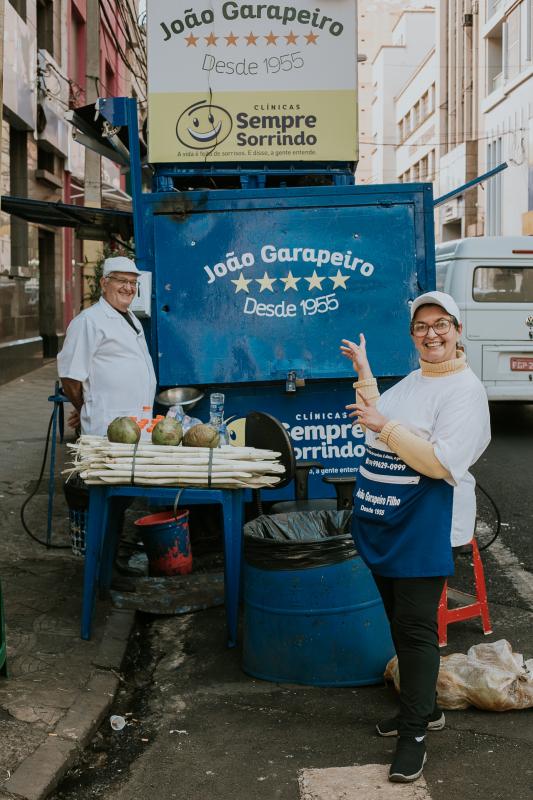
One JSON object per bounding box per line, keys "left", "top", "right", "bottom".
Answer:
{"left": 117, "top": 0, "right": 148, "bottom": 71}
{"left": 360, "top": 62, "right": 531, "bottom": 70}
{"left": 98, "top": 0, "right": 147, "bottom": 90}
{"left": 358, "top": 126, "right": 527, "bottom": 148}
{"left": 109, "top": 0, "right": 148, "bottom": 74}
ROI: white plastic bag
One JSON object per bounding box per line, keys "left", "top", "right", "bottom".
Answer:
{"left": 166, "top": 405, "right": 202, "bottom": 433}
{"left": 384, "top": 639, "right": 533, "bottom": 710}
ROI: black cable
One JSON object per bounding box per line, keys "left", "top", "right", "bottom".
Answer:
{"left": 20, "top": 410, "right": 71, "bottom": 549}
{"left": 99, "top": 0, "right": 147, "bottom": 85}
{"left": 474, "top": 481, "right": 501, "bottom": 552}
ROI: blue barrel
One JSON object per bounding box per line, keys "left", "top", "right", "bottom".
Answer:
{"left": 242, "top": 555, "right": 394, "bottom": 686}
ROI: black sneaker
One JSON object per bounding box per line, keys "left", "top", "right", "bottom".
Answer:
{"left": 376, "top": 710, "right": 445, "bottom": 737}
{"left": 389, "top": 737, "right": 427, "bottom": 783}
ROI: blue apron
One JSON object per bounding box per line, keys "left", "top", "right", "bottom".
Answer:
{"left": 352, "top": 445, "right": 454, "bottom": 578}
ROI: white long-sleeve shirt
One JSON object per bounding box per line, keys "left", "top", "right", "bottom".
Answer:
{"left": 58, "top": 297, "right": 157, "bottom": 436}
{"left": 365, "top": 364, "right": 491, "bottom": 546}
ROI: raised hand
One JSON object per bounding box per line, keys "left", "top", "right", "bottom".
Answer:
{"left": 340, "top": 333, "right": 372, "bottom": 379}
{"left": 346, "top": 392, "right": 388, "bottom": 433}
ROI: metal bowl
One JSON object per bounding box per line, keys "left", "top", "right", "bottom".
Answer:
{"left": 155, "top": 386, "right": 204, "bottom": 409}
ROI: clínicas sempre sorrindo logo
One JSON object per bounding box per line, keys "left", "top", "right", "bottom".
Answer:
{"left": 176, "top": 100, "right": 233, "bottom": 149}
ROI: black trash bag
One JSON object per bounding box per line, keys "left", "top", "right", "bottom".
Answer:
{"left": 63, "top": 476, "right": 89, "bottom": 511}
{"left": 244, "top": 509, "right": 357, "bottom": 570}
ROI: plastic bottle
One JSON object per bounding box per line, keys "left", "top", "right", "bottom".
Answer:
{"left": 166, "top": 404, "right": 185, "bottom": 423}
{"left": 209, "top": 393, "right": 229, "bottom": 446}
{"left": 139, "top": 406, "right": 154, "bottom": 441}
{"left": 209, "top": 393, "right": 224, "bottom": 428}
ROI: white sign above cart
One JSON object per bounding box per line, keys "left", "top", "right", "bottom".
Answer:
{"left": 147, "top": 0, "right": 358, "bottom": 163}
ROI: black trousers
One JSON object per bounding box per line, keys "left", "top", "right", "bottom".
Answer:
{"left": 373, "top": 574, "right": 447, "bottom": 738}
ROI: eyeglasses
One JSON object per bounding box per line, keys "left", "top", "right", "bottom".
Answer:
{"left": 411, "top": 318, "right": 455, "bottom": 337}
{"left": 106, "top": 276, "right": 138, "bottom": 289}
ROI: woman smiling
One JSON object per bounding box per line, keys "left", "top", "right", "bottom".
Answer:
{"left": 341, "top": 290, "right": 490, "bottom": 784}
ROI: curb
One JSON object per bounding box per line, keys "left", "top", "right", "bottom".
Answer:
{"left": 2, "top": 608, "right": 135, "bottom": 800}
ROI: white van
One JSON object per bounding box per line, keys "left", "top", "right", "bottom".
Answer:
{"left": 435, "top": 236, "right": 533, "bottom": 401}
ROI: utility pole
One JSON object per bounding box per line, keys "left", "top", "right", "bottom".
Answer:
{"left": 85, "top": 0, "right": 101, "bottom": 207}
{"left": 83, "top": 0, "right": 102, "bottom": 306}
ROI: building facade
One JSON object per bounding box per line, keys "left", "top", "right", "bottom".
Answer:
{"left": 0, "top": 0, "right": 145, "bottom": 383}
{"left": 369, "top": 8, "right": 437, "bottom": 187}
{"left": 434, "top": 0, "right": 481, "bottom": 241}
{"left": 478, "top": 0, "right": 533, "bottom": 237}
{"left": 357, "top": 0, "right": 435, "bottom": 184}
{"left": 395, "top": 35, "right": 437, "bottom": 186}
{"left": 1, "top": 0, "right": 68, "bottom": 378}
{"left": 358, "top": 0, "right": 533, "bottom": 240}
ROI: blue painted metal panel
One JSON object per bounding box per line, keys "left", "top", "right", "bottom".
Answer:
{"left": 152, "top": 185, "right": 431, "bottom": 387}
{"left": 141, "top": 182, "right": 434, "bottom": 500}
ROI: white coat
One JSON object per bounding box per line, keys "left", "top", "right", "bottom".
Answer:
{"left": 57, "top": 297, "right": 157, "bottom": 436}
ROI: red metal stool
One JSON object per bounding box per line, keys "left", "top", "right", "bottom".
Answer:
{"left": 438, "top": 537, "right": 492, "bottom": 647}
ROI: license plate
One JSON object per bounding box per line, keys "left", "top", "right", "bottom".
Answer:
{"left": 510, "top": 357, "right": 533, "bottom": 371}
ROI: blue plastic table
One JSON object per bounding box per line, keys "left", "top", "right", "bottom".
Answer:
{"left": 82, "top": 485, "right": 244, "bottom": 646}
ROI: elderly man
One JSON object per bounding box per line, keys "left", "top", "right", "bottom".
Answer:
{"left": 58, "top": 256, "right": 156, "bottom": 434}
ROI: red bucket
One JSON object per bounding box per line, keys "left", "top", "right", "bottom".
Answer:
{"left": 134, "top": 510, "right": 192, "bottom": 577}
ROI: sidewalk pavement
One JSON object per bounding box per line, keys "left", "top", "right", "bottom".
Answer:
{"left": 0, "top": 364, "right": 135, "bottom": 800}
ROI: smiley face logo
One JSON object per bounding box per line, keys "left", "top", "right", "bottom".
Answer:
{"left": 176, "top": 100, "right": 233, "bottom": 150}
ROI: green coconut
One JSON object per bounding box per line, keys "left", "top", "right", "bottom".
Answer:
{"left": 107, "top": 416, "right": 141, "bottom": 444}
{"left": 182, "top": 423, "right": 220, "bottom": 448}
{"left": 151, "top": 417, "right": 183, "bottom": 446}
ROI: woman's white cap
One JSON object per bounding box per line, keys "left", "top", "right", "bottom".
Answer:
{"left": 102, "top": 256, "right": 140, "bottom": 277}
{"left": 410, "top": 290, "right": 461, "bottom": 323}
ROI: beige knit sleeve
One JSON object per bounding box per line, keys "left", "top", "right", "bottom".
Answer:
{"left": 378, "top": 420, "right": 451, "bottom": 480}
{"left": 353, "top": 377, "right": 380, "bottom": 407}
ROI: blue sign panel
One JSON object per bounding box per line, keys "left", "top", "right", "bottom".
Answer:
{"left": 153, "top": 191, "right": 422, "bottom": 387}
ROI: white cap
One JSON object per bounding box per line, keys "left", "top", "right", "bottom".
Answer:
{"left": 102, "top": 256, "right": 140, "bottom": 277}
{"left": 410, "top": 290, "right": 461, "bottom": 324}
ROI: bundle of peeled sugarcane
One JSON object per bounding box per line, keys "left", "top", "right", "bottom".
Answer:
{"left": 64, "top": 436, "right": 285, "bottom": 489}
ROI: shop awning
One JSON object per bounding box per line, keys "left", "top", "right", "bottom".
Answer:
{"left": 1, "top": 196, "right": 133, "bottom": 241}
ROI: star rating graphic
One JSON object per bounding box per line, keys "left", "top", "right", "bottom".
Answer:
{"left": 225, "top": 31, "right": 238, "bottom": 46}
{"left": 187, "top": 30, "right": 319, "bottom": 47}
{"left": 231, "top": 274, "right": 252, "bottom": 293}
{"left": 280, "top": 271, "right": 300, "bottom": 291}
{"left": 230, "top": 271, "right": 351, "bottom": 294}
{"left": 329, "top": 270, "right": 351, "bottom": 289}
{"left": 305, "top": 271, "right": 326, "bottom": 291}
{"left": 256, "top": 272, "right": 277, "bottom": 292}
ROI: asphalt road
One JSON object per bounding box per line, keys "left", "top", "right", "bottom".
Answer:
{"left": 50, "top": 402, "right": 533, "bottom": 800}
{"left": 473, "top": 402, "right": 533, "bottom": 579}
